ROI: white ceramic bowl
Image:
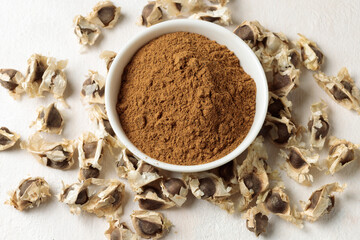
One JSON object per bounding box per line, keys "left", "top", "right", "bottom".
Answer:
{"left": 106, "top": 19, "right": 268, "bottom": 173}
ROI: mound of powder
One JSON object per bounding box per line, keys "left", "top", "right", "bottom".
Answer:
{"left": 117, "top": 32, "right": 256, "bottom": 165}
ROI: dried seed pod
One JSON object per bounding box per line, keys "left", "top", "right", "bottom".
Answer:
{"left": 30, "top": 103, "right": 64, "bottom": 134}
{"left": 139, "top": 2, "right": 163, "bottom": 27}
{"left": 301, "top": 182, "right": 345, "bottom": 222}
{"left": 185, "top": 172, "right": 234, "bottom": 213}
{"left": 308, "top": 101, "right": 329, "bottom": 150}
{"left": 23, "top": 54, "right": 49, "bottom": 97}
{"left": 135, "top": 183, "right": 176, "bottom": 210}
{"left": 78, "top": 132, "right": 105, "bottom": 180}
{"left": 131, "top": 210, "right": 171, "bottom": 239}
{"left": 160, "top": 177, "right": 188, "bottom": 206}
{"left": 20, "top": 132, "right": 75, "bottom": 170}
{"left": 314, "top": 68, "right": 360, "bottom": 114}
{"left": 60, "top": 178, "right": 125, "bottom": 219}
{"left": 280, "top": 146, "right": 320, "bottom": 186}
{"left": 115, "top": 148, "right": 139, "bottom": 178}
{"left": 189, "top": 5, "right": 232, "bottom": 26}
{"left": 237, "top": 137, "right": 270, "bottom": 211}
{"left": 213, "top": 160, "right": 239, "bottom": 195}
{"left": 73, "top": 15, "right": 101, "bottom": 46}
{"left": 100, "top": 50, "right": 117, "bottom": 72}
{"left": 88, "top": 1, "right": 121, "bottom": 28}
{"left": 326, "top": 136, "right": 359, "bottom": 175}
{"left": 105, "top": 220, "right": 140, "bottom": 240}
{"left": 156, "top": 0, "right": 182, "bottom": 17}
{"left": 39, "top": 57, "right": 68, "bottom": 105}
{"left": 271, "top": 67, "right": 300, "bottom": 97}
{"left": 88, "top": 104, "right": 123, "bottom": 149}
{"left": 243, "top": 206, "right": 269, "bottom": 237}
{"left": 0, "top": 127, "right": 20, "bottom": 151}
{"left": 234, "top": 21, "right": 267, "bottom": 48}
{"left": 277, "top": 48, "right": 301, "bottom": 71}
{"left": 128, "top": 160, "right": 162, "bottom": 194}
{"left": 262, "top": 32, "right": 289, "bottom": 56}
{"left": 265, "top": 115, "right": 300, "bottom": 147}
{"left": 267, "top": 92, "right": 292, "bottom": 119}
{"left": 81, "top": 70, "right": 106, "bottom": 104}
{"left": 257, "top": 186, "right": 303, "bottom": 227}
{"left": 296, "top": 33, "right": 324, "bottom": 71}
{"left": 6, "top": 177, "right": 51, "bottom": 211}
{"left": 0, "top": 69, "right": 24, "bottom": 99}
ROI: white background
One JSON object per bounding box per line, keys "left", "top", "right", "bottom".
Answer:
{"left": 1, "top": 0, "right": 360, "bottom": 239}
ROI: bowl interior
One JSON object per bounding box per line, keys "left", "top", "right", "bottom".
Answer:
{"left": 106, "top": 19, "right": 268, "bottom": 173}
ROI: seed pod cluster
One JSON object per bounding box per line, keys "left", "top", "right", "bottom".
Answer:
{"left": 265, "top": 115, "right": 300, "bottom": 147}
{"left": 131, "top": 210, "right": 171, "bottom": 239}
{"left": 0, "top": 69, "right": 24, "bottom": 99}
{"left": 73, "top": 1, "right": 121, "bottom": 47}
{"left": 139, "top": 0, "right": 232, "bottom": 27}
{"left": 20, "top": 132, "right": 76, "bottom": 170}
{"left": 59, "top": 178, "right": 125, "bottom": 219}
{"left": 78, "top": 132, "right": 105, "bottom": 180}
{"left": 105, "top": 220, "right": 140, "bottom": 240}
{"left": 243, "top": 206, "right": 269, "bottom": 237}
{"left": 6, "top": 177, "right": 51, "bottom": 211}
{"left": 300, "top": 182, "right": 346, "bottom": 222}
{"left": 186, "top": 172, "right": 234, "bottom": 213}
{"left": 81, "top": 70, "right": 106, "bottom": 105}
{"left": 0, "top": 127, "right": 20, "bottom": 151}
{"left": 308, "top": 101, "right": 330, "bottom": 150}
{"left": 237, "top": 137, "right": 270, "bottom": 211}
{"left": 280, "top": 146, "right": 320, "bottom": 186}
{"left": 326, "top": 136, "right": 359, "bottom": 175}
{"left": 30, "top": 103, "right": 64, "bottom": 135}
{"left": 314, "top": 68, "right": 360, "bottom": 115}
{"left": 296, "top": 34, "right": 324, "bottom": 71}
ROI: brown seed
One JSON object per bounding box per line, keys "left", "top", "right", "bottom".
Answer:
{"left": 289, "top": 51, "right": 300, "bottom": 69}
{"left": 163, "top": 178, "right": 185, "bottom": 195}
{"left": 246, "top": 212, "right": 269, "bottom": 237}
{"left": 0, "top": 80, "right": 18, "bottom": 91}
{"left": 103, "top": 119, "right": 115, "bottom": 136}
{"left": 97, "top": 6, "right": 116, "bottom": 27}
{"left": 234, "top": 25, "right": 255, "bottom": 43}
{"left": 218, "top": 161, "right": 234, "bottom": 182}
{"left": 34, "top": 61, "right": 47, "bottom": 83}
{"left": 46, "top": 104, "right": 63, "bottom": 129}
{"left": 0, "top": 134, "right": 11, "bottom": 146}
{"left": 307, "top": 190, "right": 321, "bottom": 210}
{"left": 272, "top": 73, "right": 291, "bottom": 91}
{"left": 142, "top": 2, "right": 162, "bottom": 26}
{"left": 111, "top": 190, "right": 122, "bottom": 208}
{"left": 268, "top": 99, "right": 285, "bottom": 118}
{"left": 314, "top": 116, "right": 329, "bottom": 140}
{"left": 138, "top": 162, "right": 157, "bottom": 174}
{"left": 139, "top": 198, "right": 164, "bottom": 210}
{"left": 199, "top": 177, "right": 216, "bottom": 199}
{"left": 175, "top": 3, "right": 182, "bottom": 11}
{"left": 274, "top": 122, "right": 291, "bottom": 144}
{"left": 310, "top": 45, "right": 324, "bottom": 64}
{"left": 243, "top": 173, "right": 262, "bottom": 196}
{"left": 330, "top": 85, "right": 349, "bottom": 101}
{"left": 326, "top": 195, "right": 335, "bottom": 212}
{"left": 265, "top": 191, "right": 288, "bottom": 213}
{"left": 288, "top": 149, "right": 306, "bottom": 169}
{"left": 200, "top": 16, "right": 221, "bottom": 22}
{"left": 81, "top": 167, "right": 100, "bottom": 179}
{"left": 83, "top": 141, "right": 98, "bottom": 159}
{"left": 19, "top": 180, "right": 36, "bottom": 196}
{"left": 46, "top": 158, "right": 70, "bottom": 169}
{"left": 75, "top": 189, "right": 89, "bottom": 205}
{"left": 341, "top": 80, "right": 353, "bottom": 92}
{"left": 137, "top": 219, "right": 162, "bottom": 236}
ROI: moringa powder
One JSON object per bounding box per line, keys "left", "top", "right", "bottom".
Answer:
{"left": 117, "top": 32, "right": 256, "bottom": 165}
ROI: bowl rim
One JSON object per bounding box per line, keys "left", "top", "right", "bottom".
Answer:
{"left": 105, "top": 19, "right": 268, "bottom": 173}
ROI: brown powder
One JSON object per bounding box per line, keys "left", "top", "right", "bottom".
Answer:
{"left": 117, "top": 32, "right": 256, "bottom": 165}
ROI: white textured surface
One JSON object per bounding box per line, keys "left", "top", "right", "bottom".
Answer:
{"left": 0, "top": 0, "right": 360, "bottom": 240}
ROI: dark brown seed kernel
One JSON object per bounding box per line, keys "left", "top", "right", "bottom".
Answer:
{"left": 310, "top": 45, "right": 324, "bottom": 64}
{"left": 163, "top": 178, "right": 186, "bottom": 195}
{"left": 81, "top": 167, "right": 100, "bottom": 179}
{"left": 80, "top": 27, "right": 95, "bottom": 35}
{"left": 272, "top": 73, "right": 291, "bottom": 91}
{"left": 218, "top": 161, "right": 234, "bottom": 182}
{"left": 268, "top": 99, "right": 285, "bottom": 118}
{"left": 46, "top": 104, "right": 63, "bottom": 129}
{"left": 46, "top": 158, "right": 69, "bottom": 169}
{"left": 103, "top": 119, "right": 115, "bottom": 136}
{"left": 326, "top": 195, "right": 335, "bottom": 212}
{"left": 175, "top": 3, "right": 182, "bottom": 11}
{"left": 246, "top": 212, "right": 269, "bottom": 237}
{"left": 0, "top": 127, "right": 11, "bottom": 134}
{"left": 265, "top": 192, "right": 288, "bottom": 213}
{"left": 200, "top": 16, "right": 221, "bottom": 22}
{"left": 111, "top": 190, "right": 122, "bottom": 208}
{"left": 34, "top": 61, "right": 47, "bottom": 83}
{"left": 315, "top": 116, "right": 329, "bottom": 140}
{"left": 274, "top": 122, "right": 291, "bottom": 144}
{"left": 19, "top": 180, "right": 36, "bottom": 196}
{"left": 243, "top": 173, "right": 262, "bottom": 196}
{"left": 0, "top": 80, "right": 18, "bottom": 91}
{"left": 341, "top": 80, "right": 353, "bottom": 93}
{"left": 331, "top": 85, "right": 349, "bottom": 101}
{"left": 199, "top": 177, "right": 216, "bottom": 199}
{"left": 290, "top": 51, "right": 300, "bottom": 69}
{"left": 139, "top": 198, "right": 164, "bottom": 210}
{"left": 138, "top": 162, "right": 157, "bottom": 174}
{"left": 234, "top": 25, "right": 255, "bottom": 43}
{"left": 83, "top": 141, "right": 98, "bottom": 159}
{"left": 288, "top": 149, "right": 306, "bottom": 169}
{"left": 137, "top": 219, "right": 162, "bottom": 236}
{"left": 75, "top": 189, "right": 89, "bottom": 205}
{"left": 0, "top": 134, "right": 11, "bottom": 146}
{"left": 98, "top": 6, "right": 116, "bottom": 26}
